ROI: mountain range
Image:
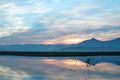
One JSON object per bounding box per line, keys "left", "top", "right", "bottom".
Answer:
{"left": 0, "top": 38, "right": 120, "bottom": 52}
{"left": 58, "top": 38, "right": 120, "bottom": 52}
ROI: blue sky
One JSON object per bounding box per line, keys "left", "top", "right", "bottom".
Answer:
{"left": 0, "top": 0, "right": 120, "bottom": 44}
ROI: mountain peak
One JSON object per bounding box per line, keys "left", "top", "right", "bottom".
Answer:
{"left": 90, "top": 38, "right": 97, "bottom": 40}
{"left": 89, "top": 38, "right": 100, "bottom": 42}
{"left": 76, "top": 38, "right": 102, "bottom": 47}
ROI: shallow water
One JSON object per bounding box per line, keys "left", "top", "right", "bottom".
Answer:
{"left": 0, "top": 56, "right": 120, "bottom": 80}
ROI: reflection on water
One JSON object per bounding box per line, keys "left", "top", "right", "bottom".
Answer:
{"left": 0, "top": 56, "right": 120, "bottom": 80}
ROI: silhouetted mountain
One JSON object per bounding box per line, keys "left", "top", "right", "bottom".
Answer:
{"left": 0, "top": 38, "right": 120, "bottom": 52}
{"left": 104, "top": 38, "right": 120, "bottom": 47}
{"left": 57, "top": 38, "right": 120, "bottom": 52}
{"left": 0, "top": 44, "right": 68, "bottom": 51}
{"left": 75, "top": 38, "right": 103, "bottom": 47}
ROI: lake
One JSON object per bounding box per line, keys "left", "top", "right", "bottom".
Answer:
{"left": 0, "top": 56, "right": 120, "bottom": 80}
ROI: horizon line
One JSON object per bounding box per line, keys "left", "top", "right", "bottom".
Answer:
{"left": 0, "top": 37, "right": 120, "bottom": 45}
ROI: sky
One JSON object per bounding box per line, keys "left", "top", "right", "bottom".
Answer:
{"left": 0, "top": 0, "right": 120, "bottom": 45}
{"left": 0, "top": 56, "right": 120, "bottom": 80}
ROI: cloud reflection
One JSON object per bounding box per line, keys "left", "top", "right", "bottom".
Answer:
{"left": 0, "top": 65, "right": 30, "bottom": 80}
{"left": 0, "top": 56, "right": 119, "bottom": 80}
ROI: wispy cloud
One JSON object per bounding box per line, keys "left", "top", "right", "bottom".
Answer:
{"left": 0, "top": 2, "right": 29, "bottom": 37}
{"left": 0, "top": 0, "right": 120, "bottom": 44}
{"left": 0, "top": 1, "right": 52, "bottom": 38}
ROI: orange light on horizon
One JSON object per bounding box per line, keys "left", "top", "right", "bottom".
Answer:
{"left": 41, "top": 38, "right": 87, "bottom": 45}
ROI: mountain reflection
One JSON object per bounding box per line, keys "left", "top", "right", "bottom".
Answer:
{"left": 0, "top": 56, "right": 120, "bottom": 80}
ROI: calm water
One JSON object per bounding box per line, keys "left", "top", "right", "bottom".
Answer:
{"left": 0, "top": 56, "right": 120, "bottom": 80}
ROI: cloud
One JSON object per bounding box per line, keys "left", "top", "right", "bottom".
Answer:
{"left": 0, "top": 0, "right": 120, "bottom": 44}
{"left": 0, "top": 2, "right": 26, "bottom": 15}
{"left": 0, "top": 28, "right": 119, "bottom": 44}
{"left": 0, "top": 1, "right": 52, "bottom": 38}
{"left": 87, "top": 30, "right": 120, "bottom": 40}
{"left": 41, "top": 34, "right": 89, "bottom": 44}
{"left": 0, "top": 2, "right": 30, "bottom": 37}
{"left": 0, "top": 17, "right": 30, "bottom": 37}
{"left": 33, "top": 0, "right": 120, "bottom": 44}
{"left": 26, "top": 0, "right": 53, "bottom": 14}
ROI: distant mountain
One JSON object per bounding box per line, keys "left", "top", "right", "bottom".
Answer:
{"left": 104, "top": 38, "right": 120, "bottom": 47}
{"left": 57, "top": 38, "right": 120, "bottom": 52}
{"left": 0, "top": 38, "right": 120, "bottom": 52}
{"left": 74, "top": 38, "right": 103, "bottom": 47}
{"left": 0, "top": 44, "right": 68, "bottom": 51}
